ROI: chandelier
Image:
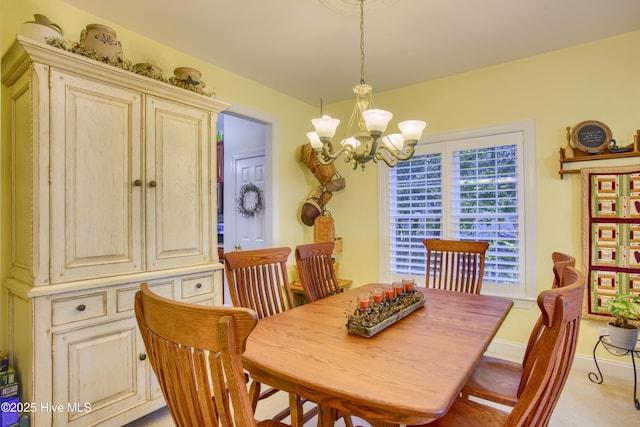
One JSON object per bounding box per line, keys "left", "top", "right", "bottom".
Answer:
{"left": 307, "top": 0, "right": 426, "bottom": 170}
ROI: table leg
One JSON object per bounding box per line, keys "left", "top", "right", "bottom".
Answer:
{"left": 288, "top": 393, "right": 305, "bottom": 427}
{"left": 317, "top": 404, "right": 338, "bottom": 427}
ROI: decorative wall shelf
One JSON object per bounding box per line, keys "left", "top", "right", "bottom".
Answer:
{"left": 559, "top": 128, "right": 640, "bottom": 178}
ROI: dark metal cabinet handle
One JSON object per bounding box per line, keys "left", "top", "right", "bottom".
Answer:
{"left": 149, "top": 181, "right": 157, "bottom": 188}
{"left": 134, "top": 179, "right": 142, "bottom": 186}
{"left": 76, "top": 304, "right": 86, "bottom": 312}
{"left": 196, "top": 283, "right": 202, "bottom": 289}
{"left": 139, "top": 353, "right": 147, "bottom": 361}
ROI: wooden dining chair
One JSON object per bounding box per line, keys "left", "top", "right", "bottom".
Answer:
{"left": 134, "top": 283, "right": 288, "bottom": 427}
{"left": 417, "top": 266, "right": 585, "bottom": 427}
{"left": 295, "top": 241, "right": 342, "bottom": 303}
{"left": 224, "top": 247, "right": 312, "bottom": 426}
{"left": 461, "top": 252, "right": 576, "bottom": 406}
{"left": 422, "top": 239, "right": 489, "bottom": 294}
{"left": 224, "top": 247, "right": 295, "bottom": 319}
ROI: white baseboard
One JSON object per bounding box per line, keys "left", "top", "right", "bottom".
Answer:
{"left": 487, "top": 339, "right": 635, "bottom": 382}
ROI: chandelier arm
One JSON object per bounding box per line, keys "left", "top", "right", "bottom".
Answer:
{"left": 394, "top": 141, "right": 418, "bottom": 161}
{"left": 374, "top": 141, "right": 418, "bottom": 166}
{"left": 374, "top": 151, "right": 398, "bottom": 167}
{"left": 313, "top": 142, "right": 352, "bottom": 166}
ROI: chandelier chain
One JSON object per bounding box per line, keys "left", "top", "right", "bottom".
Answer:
{"left": 360, "top": 0, "right": 365, "bottom": 85}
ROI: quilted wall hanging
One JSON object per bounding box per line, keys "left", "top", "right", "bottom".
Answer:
{"left": 582, "top": 165, "right": 640, "bottom": 322}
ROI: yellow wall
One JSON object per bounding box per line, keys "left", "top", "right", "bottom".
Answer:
{"left": 2, "top": 0, "right": 640, "bottom": 364}
{"left": 327, "top": 29, "right": 640, "bottom": 359}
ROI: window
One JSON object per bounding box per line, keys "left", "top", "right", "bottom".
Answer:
{"left": 378, "top": 120, "right": 537, "bottom": 306}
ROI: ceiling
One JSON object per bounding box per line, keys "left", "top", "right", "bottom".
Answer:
{"left": 62, "top": 0, "right": 640, "bottom": 105}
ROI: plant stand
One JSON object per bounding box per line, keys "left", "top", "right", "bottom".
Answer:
{"left": 588, "top": 334, "right": 640, "bottom": 410}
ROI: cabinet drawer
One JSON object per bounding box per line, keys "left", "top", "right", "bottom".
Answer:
{"left": 117, "top": 281, "right": 173, "bottom": 313}
{"left": 181, "top": 274, "right": 214, "bottom": 299}
{"left": 51, "top": 292, "right": 107, "bottom": 326}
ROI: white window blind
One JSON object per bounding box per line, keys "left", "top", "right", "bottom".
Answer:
{"left": 380, "top": 120, "right": 537, "bottom": 304}
{"left": 389, "top": 153, "right": 442, "bottom": 276}
{"left": 451, "top": 144, "right": 519, "bottom": 286}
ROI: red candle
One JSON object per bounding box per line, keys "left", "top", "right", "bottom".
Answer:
{"left": 359, "top": 298, "right": 371, "bottom": 310}
{"left": 384, "top": 288, "right": 394, "bottom": 301}
{"left": 403, "top": 279, "right": 414, "bottom": 292}
{"left": 393, "top": 283, "right": 403, "bottom": 297}
{"left": 373, "top": 292, "right": 382, "bottom": 304}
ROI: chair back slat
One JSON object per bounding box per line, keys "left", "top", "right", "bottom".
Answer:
{"left": 295, "top": 242, "right": 342, "bottom": 302}
{"left": 423, "top": 239, "right": 489, "bottom": 294}
{"left": 508, "top": 266, "right": 585, "bottom": 426}
{"left": 224, "top": 247, "right": 294, "bottom": 317}
{"left": 135, "top": 283, "right": 259, "bottom": 426}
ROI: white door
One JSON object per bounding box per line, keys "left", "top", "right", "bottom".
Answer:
{"left": 233, "top": 152, "right": 266, "bottom": 252}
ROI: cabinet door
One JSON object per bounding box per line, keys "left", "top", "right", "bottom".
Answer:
{"left": 49, "top": 69, "right": 144, "bottom": 283}
{"left": 145, "top": 96, "right": 212, "bottom": 270}
{"left": 52, "top": 317, "right": 146, "bottom": 426}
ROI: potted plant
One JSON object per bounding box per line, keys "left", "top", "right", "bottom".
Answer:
{"left": 605, "top": 293, "right": 640, "bottom": 350}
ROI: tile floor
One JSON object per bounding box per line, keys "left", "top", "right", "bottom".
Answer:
{"left": 125, "top": 366, "right": 639, "bottom": 426}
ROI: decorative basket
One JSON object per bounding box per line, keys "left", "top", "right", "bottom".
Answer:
{"left": 333, "top": 237, "right": 343, "bottom": 253}
{"left": 325, "top": 172, "right": 346, "bottom": 192}
{"left": 299, "top": 143, "right": 317, "bottom": 173}
{"left": 311, "top": 186, "right": 332, "bottom": 206}
{"left": 314, "top": 215, "right": 335, "bottom": 243}
{"left": 314, "top": 163, "right": 336, "bottom": 184}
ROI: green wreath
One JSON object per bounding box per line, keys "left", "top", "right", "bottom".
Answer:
{"left": 236, "top": 183, "right": 264, "bottom": 217}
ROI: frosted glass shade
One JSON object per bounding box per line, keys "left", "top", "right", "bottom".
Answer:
{"left": 382, "top": 134, "right": 404, "bottom": 150}
{"left": 306, "top": 131, "right": 322, "bottom": 148}
{"left": 312, "top": 115, "right": 340, "bottom": 138}
{"left": 362, "top": 109, "right": 393, "bottom": 133}
{"left": 398, "top": 120, "right": 427, "bottom": 141}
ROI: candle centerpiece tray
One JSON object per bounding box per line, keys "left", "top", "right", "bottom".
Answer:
{"left": 346, "top": 290, "right": 426, "bottom": 337}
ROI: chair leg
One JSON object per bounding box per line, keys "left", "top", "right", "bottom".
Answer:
{"left": 249, "top": 379, "right": 261, "bottom": 412}
{"left": 341, "top": 414, "right": 355, "bottom": 427}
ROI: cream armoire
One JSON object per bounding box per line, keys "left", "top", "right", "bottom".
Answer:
{"left": 1, "top": 36, "right": 229, "bottom": 426}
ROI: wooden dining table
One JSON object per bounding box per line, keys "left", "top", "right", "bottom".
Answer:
{"left": 242, "top": 283, "right": 513, "bottom": 426}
